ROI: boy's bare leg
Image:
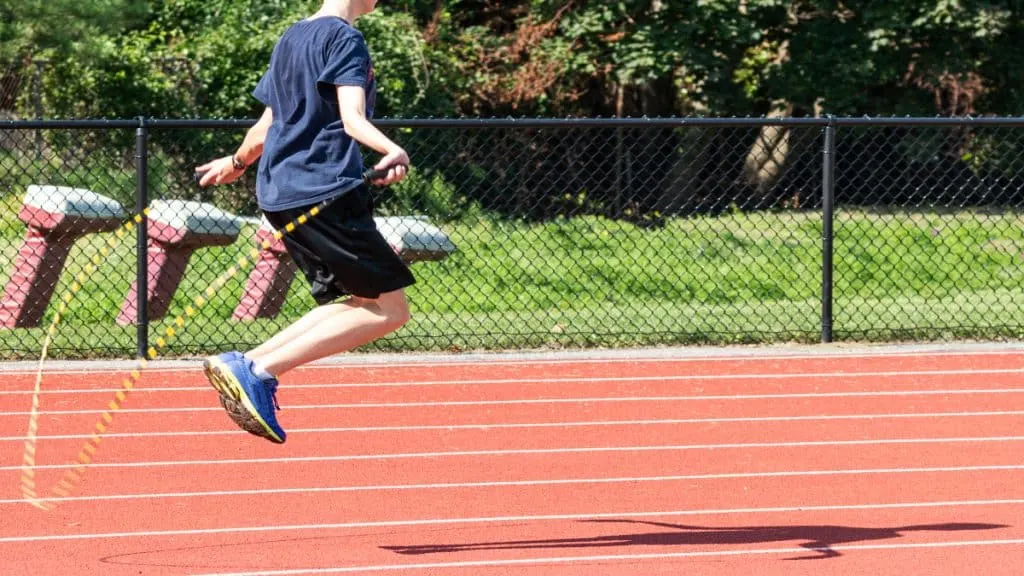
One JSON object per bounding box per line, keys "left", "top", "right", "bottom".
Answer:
{"left": 243, "top": 297, "right": 364, "bottom": 360}
{"left": 250, "top": 289, "right": 410, "bottom": 377}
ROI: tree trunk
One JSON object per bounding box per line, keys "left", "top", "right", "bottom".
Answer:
{"left": 742, "top": 37, "right": 796, "bottom": 207}
{"left": 743, "top": 99, "right": 794, "bottom": 202}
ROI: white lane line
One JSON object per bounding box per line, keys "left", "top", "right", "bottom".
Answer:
{"left": 4, "top": 436, "right": 1024, "bottom": 471}
{"left": 2, "top": 465, "right": 1022, "bottom": 505}
{"left": 1, "top": 367, "right": 1020, "bottom": 394}
{"left": 4, "top": 388, "right": 1024, "bottom": 416}
{"left": 189, "top": 539, "right": 1024, "bottom": 575}
{"left": 4, "top": 410, "right": 1023, "bottom": 442}
{"left": 2, "top": 345, "right": 1021, "bottom": 375}
{"left": 2, "top": 499, "right": 1023, "bottom": 543}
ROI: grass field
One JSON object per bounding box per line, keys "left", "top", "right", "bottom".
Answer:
{"left": 1, "top": 197, "right": 1023, "bottom": 359}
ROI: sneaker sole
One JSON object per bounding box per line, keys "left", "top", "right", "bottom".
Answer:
{"left": 203, "top": 357, "right": 284, "bottom": 444}
{"left": 216, "top": 394, "right": 273, "bottom": 439}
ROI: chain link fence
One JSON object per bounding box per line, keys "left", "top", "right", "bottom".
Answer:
{"left": 834, "top": 122, "right": 1024, "bottom": 340}
{"left": 0, "top": 117, "right": 1021, "bottom": 359}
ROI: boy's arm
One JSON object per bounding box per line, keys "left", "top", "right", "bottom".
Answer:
{"left": 234, "top": 106, "right": 274, "bottom": 168}
{"left": 197, "top": 107, "right": 273, "bottom": 187}
{"left": 337, "top": 85, "right": 408, "bottom": 185}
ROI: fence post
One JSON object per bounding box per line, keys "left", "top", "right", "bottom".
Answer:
{"left": 135, "top": 117, "right": 149, "bottom": 358}
{"left": 821, "top": 117, "right": 836, "bottom": 343}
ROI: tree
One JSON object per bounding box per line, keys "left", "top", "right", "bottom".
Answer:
{"left": 0, "top": 0, "right": 149, "bottom": 60}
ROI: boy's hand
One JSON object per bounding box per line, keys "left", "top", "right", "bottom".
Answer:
{"left": 196, "top": 155, "right": 246, "bottom": 187}
{"left": 373, "top": 148, "right": 410, "bottom": 186}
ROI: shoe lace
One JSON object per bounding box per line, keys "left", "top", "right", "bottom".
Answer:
{"left": 265, "top": 378, "right": 281, "bottom": 411}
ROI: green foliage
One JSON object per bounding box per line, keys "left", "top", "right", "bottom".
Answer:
{"left": 358, "top": 10, "right": 448, "bottom": 117}
{"left": 28, "top": 1, "right": 453, "bottom": 120}
{"left": 0, "top": 0, "right": 149, "bottom": 61}
{"left": 4, "top": 0, "right": 1020, "bottom": 120}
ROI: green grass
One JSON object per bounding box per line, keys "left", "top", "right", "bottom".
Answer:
{"left": 1, "top": 207, "right": 1024, "bottom": 359}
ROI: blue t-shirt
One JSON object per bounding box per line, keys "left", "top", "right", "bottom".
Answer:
{"left": 252, "top": 16, "right": 376, "bottom": 211}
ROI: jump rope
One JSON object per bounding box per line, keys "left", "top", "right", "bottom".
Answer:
{"left": 19, "top": 167, "right": 394, "bottom": 511}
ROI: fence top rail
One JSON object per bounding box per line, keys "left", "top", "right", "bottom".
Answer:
{"left": 2, "top": 116, "right": 1024, "bottom": 130}
{"left": 372, "top": 117, "right": 830, "bottom": 128}
{"left": 378, "top": 116, "right": 1024, "bottom": 128}
{"left": 835, "top": 116, "right": 1024, "bottom": 127}
{"left": 0, "top": 119, "right": 141, "bottom": 129}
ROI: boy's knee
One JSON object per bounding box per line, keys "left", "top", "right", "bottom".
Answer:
{"left": 387, "top": 301, "right": 411, "bottom": 330}
{"left": 376, "top": 290, "right": 410, "bottom": 330}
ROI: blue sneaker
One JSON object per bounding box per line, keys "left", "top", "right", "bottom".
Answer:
{"left": 203, "top": 350, "right": 246, "bottom": 416}
{"left": 203, "top": 354, "right": 286, "bottom": 444}
{"left": 212, "top": 351, "right": 243, "bottom": 364}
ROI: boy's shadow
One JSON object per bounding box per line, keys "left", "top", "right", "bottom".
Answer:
{"left": 382, "top": 519, "right": 1008, "bottom": 560}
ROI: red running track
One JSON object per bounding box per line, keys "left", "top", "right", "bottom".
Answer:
{"left": 2, "top": 348, "right": 1024, "bottom": 575}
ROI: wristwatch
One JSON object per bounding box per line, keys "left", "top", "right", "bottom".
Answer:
{"left": 232, "top": 154, "right": 246, "bottom": 170}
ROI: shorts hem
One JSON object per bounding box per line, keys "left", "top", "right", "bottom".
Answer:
{"left": 313, "top": 276, "right": 417, "bottom": 305}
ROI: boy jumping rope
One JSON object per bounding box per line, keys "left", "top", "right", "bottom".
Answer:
{"left": 195, "top": 0, "right": 412, "bottom": 444}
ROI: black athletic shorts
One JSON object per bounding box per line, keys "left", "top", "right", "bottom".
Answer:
{"left": 263, "top": 185, "right": 416, "bottom": 305}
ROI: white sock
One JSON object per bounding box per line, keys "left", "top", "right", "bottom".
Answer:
{"left": 246, "top": 356, "right": 275, "bottom": 381}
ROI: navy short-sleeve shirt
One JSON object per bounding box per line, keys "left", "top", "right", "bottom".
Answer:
{"left": 252, "top": 16, "right": 376, "bottom": 211}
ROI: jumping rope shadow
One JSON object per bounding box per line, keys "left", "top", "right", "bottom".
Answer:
{"left": 381, "top": 519, "right": 1010, "bottom": 560}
